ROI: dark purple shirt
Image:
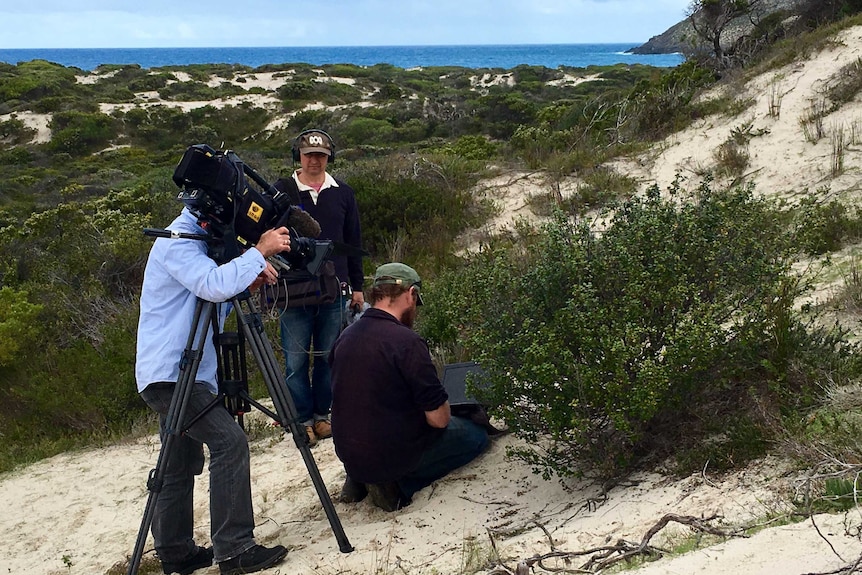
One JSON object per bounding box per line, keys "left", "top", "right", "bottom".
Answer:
{"left": 329, "top": 308, "right": 448, "bottom": 484}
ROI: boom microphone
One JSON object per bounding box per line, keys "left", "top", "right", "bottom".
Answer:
{"left": 283, "top": 206, "right": 321, "bottom": 238}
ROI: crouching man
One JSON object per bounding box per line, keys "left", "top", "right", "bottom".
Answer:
{"left": 329, "top": 263, "right": 490, "bottom": 511}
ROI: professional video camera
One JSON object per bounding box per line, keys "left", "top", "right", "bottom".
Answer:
{"left": 171, "top": 143, "right": 329, "bottom": 272}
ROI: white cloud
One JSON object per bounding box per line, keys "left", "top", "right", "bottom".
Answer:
{"left": 0, "top": 1, "right": 692, "bottom": 48}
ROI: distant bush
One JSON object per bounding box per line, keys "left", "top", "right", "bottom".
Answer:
{"left": 373, "top": 81, "right": 403, "bottom": 102}
{"left": 0, "top": 145, "right": 33, "bottom": 166}
{"left": 0, "top": 59, "right": 78, "bottom": 102}
{"left": 277, "top": 80, "right": 315, "bottom": 102}
{"left": 31, "top": 95, "right": 98, "bottom": 113}
{"left": 0, "top": 287, "right": 43, "bottom": 367}
{"left": 121, "top": 106, "right": 193, "bottom": 150}
{"left": 792, "top": 193, "right": 862, "bottom": 255}
{"left": 340, "top": 117, "right": 395, "bottom": 147}
{"left": 627, "top": 61, "right": 717, "bottom": 141}
{"left": 509, "top": 125, "right": 572, "bottom": 168}
{"left": 48, "top": 111, "right": 119, "bottom": 154}
{"left": 158, "top": 80, "right": 244, "bottom": 101}
{"left": 187, "top": 103, "right": 272, "bottom": 146}
{"left": 434, "top": 134, "right": 499, "bottom": 160}
{"left": 286, "top": 108, "right": 336, "bottom": 136}
{"left": 475, "top": 92, "right": 539, "bottom": 139}
{"left": 339, "top": 153, "right": 490, "bottom": 270}
{"left": 0, "top": 117, "right": 36, "bottom": 144}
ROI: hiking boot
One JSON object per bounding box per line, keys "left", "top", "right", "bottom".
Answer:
{"left": 312, "top": 419, "right": 332, "bottom": 439}
{"left": 161, "top": 546, "right": 213, "bottom": 575}
{"left": 466, "top": 405, "right": 507, "bottom": 436}
{"left": 367, "top": 481, "right": 409, "bottom": 512}
{"left": 338, "top": 475, "right": 368, "bottom": 503}
{"left": 219, "top": 544, "right": 288, "bottom": 575}
{"left": 305, "top": 425, "right": 318, "bottom": 447}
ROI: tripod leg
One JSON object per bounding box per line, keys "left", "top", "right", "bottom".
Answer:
{"left": 127, "top": 300, "right": 216, "bottom": 575}
{"left": 232, "top": 294, "right": 354, "bottom": 553}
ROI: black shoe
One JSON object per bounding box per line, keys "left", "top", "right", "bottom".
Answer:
{"left": 161, "top": 546, "right": 213, "bottom": 575}
{"left": 219, "top": 544, "right": 287, "bottom": 575}
{"left": 338, "top": 475, "right": 368, "bottom": 503}
{"left": 367, "top": 481, "right": 409, "bottom": 512}
{"left": 453, "top": 405, "right": 507, "bottom": 436}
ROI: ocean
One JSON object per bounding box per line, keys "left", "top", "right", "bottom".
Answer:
{"left": 0, "top": 44, "right": 684, "bottom": 71}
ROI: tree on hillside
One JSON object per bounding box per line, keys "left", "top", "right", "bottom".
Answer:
{"left": 797, "top": 0, "right": 862, "bottom": 26}
{"left": 686, "top": 0, "right": 764, "bottom": 67}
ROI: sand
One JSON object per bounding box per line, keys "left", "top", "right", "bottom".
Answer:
{"left": 3, "top": 24, "right": 862, "bottom": 575}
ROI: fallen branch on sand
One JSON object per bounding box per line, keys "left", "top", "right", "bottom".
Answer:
{"left": 486, "top": 513, "right": 740, "bottom": 574}
{"left": 802, "top": 551, "right": 862, "bottom": 575}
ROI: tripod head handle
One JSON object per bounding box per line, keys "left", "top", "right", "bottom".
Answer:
{"left": 143, "top": 227, "right": 211, "bottom": 241}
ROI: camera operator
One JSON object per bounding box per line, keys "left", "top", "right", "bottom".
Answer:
{"left": 273, "top": 129, "right": 365, "bottom": 448}
{"left": 329, "top": 263, "right": 490, "bottom": 512}
{"left": 135, "top": 206, "right": 291, "bottom": 575}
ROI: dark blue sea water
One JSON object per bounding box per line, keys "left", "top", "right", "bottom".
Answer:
{"left": 0, "top": 44, "right": 683, "bottom": 71}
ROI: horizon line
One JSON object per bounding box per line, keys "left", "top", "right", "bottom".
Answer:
{"left": 0, "top": 42, "right": 655, "bottom": 51}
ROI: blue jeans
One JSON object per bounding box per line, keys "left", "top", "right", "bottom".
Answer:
{"left": 279, "top": 297, "right": 344, "bottom": 425}
{"left": 397, "top": 416, "right": 490, "bottom": 499}
{"left": 140, "top": 382, "right": 256, "bottom": 564}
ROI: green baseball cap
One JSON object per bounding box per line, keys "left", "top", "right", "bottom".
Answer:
{"left": 372, "top": 262, "right": 423, "bottom": 305}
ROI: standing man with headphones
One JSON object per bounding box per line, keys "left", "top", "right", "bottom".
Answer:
{"left": 273, "top": 129, "right": 365, "bottom": 447}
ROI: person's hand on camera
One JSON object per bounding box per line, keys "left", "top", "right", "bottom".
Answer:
{"left": 249, "top": 261, "right": 278, "bottom": 291}
{"left": 256, "top": 227, "right": 292, "bottom": 258}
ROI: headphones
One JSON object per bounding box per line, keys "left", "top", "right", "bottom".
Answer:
{"left": 291, "top": 129, "right": 336, "bottom": 163}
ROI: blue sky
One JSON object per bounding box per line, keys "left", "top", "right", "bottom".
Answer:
{"left": 0, "top": 1, "right": 692, "bottom": 49}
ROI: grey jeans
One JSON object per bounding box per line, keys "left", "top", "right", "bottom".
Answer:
{"left": 140, "top": 382, "right": 257, "bottom": 563}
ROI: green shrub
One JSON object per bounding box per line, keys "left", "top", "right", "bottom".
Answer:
{"left": 373, "top": 81, "right": 403, "bottom": 102}
{"left": 187, "top": 103, "right": 272, "bottom": 146}
{"left": 422, "top": 179, "right": 858, "bottom": 480}
{"left": 48, "top": 111, "right": 119, "bottom": 154}
{"left": 627, "top": 61, "right": 716, "bottom": 141}
{"left": 339, "top": 154, "right": 488, "bottom": 269}
{"left": 569, "top": 167, "right": 638, "bottom": 213}
{"left": 509, "top": 125, "right": 571, "bottom": 168}
{"left": 792, "top": 193, "right": 862, "bottom": 255}
{"left": 0, "top": 117, "right": 36, "bottom": 144}
{"left": 0, "top": 145, "right": 33, "bottom": 165}
{"left": 286, "top": 109, "right": 336, "bottom": 136}
{"left": 475, "top": 92, "right": 538, "bottom": 139}
{"left": 31, "top": 95, "right": 85, "bottom": 113}
{"left": 122, "top": 106, "right": 193, "bottom": 150}
{"left": 434, "top": 134, "right": 499, "bottom": 160}
{"left": 277, "top": 79, "right": 315, "bottom": 102}
{"left": 340, "top": 117, "right": 395, "bottom": 147}
{"left": 0, "top": 287, "right": 43, "bottom": 367}
{"left": 127, "top": 72, "right": 171, "bottom": 92}
{"left": 0, "top": 59, "right": 78, "bottom": 102}
{"left": 158, "top": 80, "right": 244, "bottom": 101}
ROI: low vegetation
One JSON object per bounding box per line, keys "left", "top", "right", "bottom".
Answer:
{"left": 1, "top": 5, "right": 861, "bottom": 530}
{"left": 423, "top": 180, "right": 862, "bottom": 480}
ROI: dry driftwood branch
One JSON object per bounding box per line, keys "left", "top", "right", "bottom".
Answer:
{"left": 810, "top": 513, "right": 847, "bottom": 564}
{"left": 534, "top": 519, "right": 556, "bottom": 551}
{"left": 488, "top": 512, "right": 739, "bottom": 574}
{"left": 802, "top": 550, "right": 862, "bottom": 575}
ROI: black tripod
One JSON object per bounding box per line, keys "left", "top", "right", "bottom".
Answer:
{"left": 127, "top": 290, "right": 353, "bottom": 575}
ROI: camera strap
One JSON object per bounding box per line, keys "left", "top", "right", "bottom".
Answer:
{"left": 273, "top": 177, "right": 305, "bottom": 209}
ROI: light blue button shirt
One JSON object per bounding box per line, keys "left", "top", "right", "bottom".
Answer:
{"left": 135, "top": 208, "right": 267, "bottom": 394}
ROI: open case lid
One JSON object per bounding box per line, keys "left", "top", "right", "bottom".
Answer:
{"left": 441, "top": 361, "right": 488, "bottom": 407}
